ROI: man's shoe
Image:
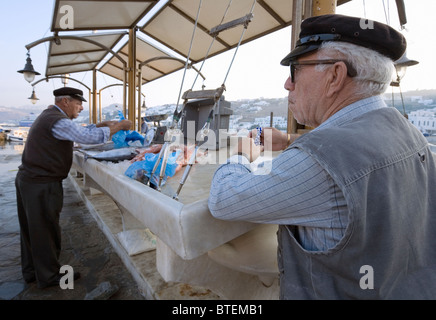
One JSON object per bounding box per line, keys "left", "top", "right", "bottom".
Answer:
{"left": 24, "top": 276, "right": 36, "bottom": 284}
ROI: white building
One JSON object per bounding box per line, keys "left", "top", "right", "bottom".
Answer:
{"left": 408, "top": 108, "right": 436, "bottom": 135}
{"left": 254, "top": 116, "right": 287, "bottom": 128}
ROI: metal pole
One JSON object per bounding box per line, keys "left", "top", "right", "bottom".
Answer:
{"left": 93, "top": 68, "right": 98, "bottom": 124}
{"left": 128, "top": 28, "right": 137, "bottom": 128}
{"left": 287, "top": 0, "right": 304, "bottom": 134}
{"left": 137, "top": 69, "right": 142, "bottom": 132}
{"left": 123, "top": 69, "right": 127, "bottom": 117}
{"left": 99, "top": 92, "right": 102, "bottom": 121}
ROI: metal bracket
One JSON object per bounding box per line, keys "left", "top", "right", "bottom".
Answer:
{"left": 209, "top": 13, "right": 254, "bottom": 37}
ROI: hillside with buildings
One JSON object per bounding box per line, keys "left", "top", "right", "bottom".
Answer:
{"left": 1, "top": 89, "right": 436, "bottom": 132}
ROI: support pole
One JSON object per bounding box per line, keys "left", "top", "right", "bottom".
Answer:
{"left": 127, "top": 28, "right": 137, "bottom": 128}
{"left": 99, "top": 91, "right": 102, "bottom": 122}
{"left": 123, "top": 69, "right": 128, "bottom": 117}
{"left": 137, "top": 69, "right": 142, "bottom": 132}
{"left": 287, "top": 0, "right": 305, "bottom": 134}
{"left": 92, "top": 68, "right": 98, "bottom": 124}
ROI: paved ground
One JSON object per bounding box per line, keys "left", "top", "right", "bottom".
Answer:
{"left": 0, "top": 151, "right": 146, "bottom": 300}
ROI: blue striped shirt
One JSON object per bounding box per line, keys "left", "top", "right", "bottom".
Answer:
{"left": 51, "top": 105, "right": 110, "bottom": 144}
{"left": 208, "top": 96, "right": 388, "bottom": 251}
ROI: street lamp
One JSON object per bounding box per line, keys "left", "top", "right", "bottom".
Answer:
{"left": 391, "top": 52, "right": 419, "bottom": 87}
{"left": 17, "top": 52, "right": 41, "bottom": 83}
{"left": 390, "top": 52, "right": 419, "bottom": 118}
{"left": 28, "top": 88, "right": 39, "bottom": 104}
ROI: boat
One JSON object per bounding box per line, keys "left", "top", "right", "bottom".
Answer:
{"left": 7, "top": 127, "right": 29, "bottom": 142}
{"left": 18, "top": 112, "right": 37, "bottom": 127}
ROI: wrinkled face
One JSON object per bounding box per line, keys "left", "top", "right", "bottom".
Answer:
{"left": 60, "top": 97, "right": 83, "bottom": 119}
{"left": 284, "top": 52, "right": 331, "bottom": 128}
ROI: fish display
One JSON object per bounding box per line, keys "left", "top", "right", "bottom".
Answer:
{"left": 82, "top": 148, "right": 138, "bottom": 162}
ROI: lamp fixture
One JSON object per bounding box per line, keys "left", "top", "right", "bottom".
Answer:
{"left": 17, "top": 52, "right": 41, "bottom": 83}
{"left": 390, "top": 52, "right": 419, "bottom": 118}
{"left": 62, "top": 74, "right": 70, "bottom": 86}
{"left": 28, "top": 89, "right": 39, "bottom": 104}
{"left": 391, "top": 52, "right": 419, "bottom": 87}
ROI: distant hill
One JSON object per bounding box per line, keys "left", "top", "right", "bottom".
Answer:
{"left": 0, "top": 105, "right": 46, "bottom": 124}
{"left": 2, "top": 89, "right": 436, "bottom": 125}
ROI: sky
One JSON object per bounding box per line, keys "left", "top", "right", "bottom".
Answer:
{"left": 1, "top": 0, "right": 435, "bottom": 111}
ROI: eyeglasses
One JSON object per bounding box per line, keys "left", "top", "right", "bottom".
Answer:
{"left": 289, "top": 59, "right": 357, "bottom": 83}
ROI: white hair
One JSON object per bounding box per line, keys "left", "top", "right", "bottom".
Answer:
{"left": 316, "top": 41, "right": 395, "bottom": 96}
{"left": 54, "top": 95, "right": 73, "bottom": 103}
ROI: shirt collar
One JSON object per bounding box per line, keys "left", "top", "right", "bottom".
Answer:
{"left": 53, "top": 104, "right": 69, "bottom": 118}
{"left": 314, "top": 95, "right": 387, "bottom": 131}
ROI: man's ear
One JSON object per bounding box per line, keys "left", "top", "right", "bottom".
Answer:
{"left": 325, "top": 61, "right": 349, "bottom": 97}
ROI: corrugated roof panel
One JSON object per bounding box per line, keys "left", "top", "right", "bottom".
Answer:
{"left": 47, "top": 62, "right": 99, "bottom": 76}
{"left": 51, "top": 0, "right": 158, "bottom": 31}
{"left": 100, "top": 37, "right": 186, "bottom": 84}
{"left": 45, "top": 31, "right": 126, "bottom": 77}
{"left": 141, "top": 0, "right": 293, "bottom": 63}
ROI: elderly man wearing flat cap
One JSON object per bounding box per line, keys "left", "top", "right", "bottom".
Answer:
{"left": 15, "top": 86, "right": 131, "bottom": 289}
{"left": 209, "top": 14, "right": 436, "bottom": 299}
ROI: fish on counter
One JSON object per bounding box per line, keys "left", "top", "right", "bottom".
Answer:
{"left": 130, "top": 144, "right": 163, "bottom": 163}
{"left": 75, "top": 140, "right": 115, "bottom": 151}
{"left": 81, "top": 147, "right": 139, "bottom": 162}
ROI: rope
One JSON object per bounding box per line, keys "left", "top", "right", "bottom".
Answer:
{"left": 222, "top": 0, "right": 257, "bottom": 86}
{"left": 175, "top": 0, "right": 203, "bottom": 113}
{"left": 190, "top": 0, "right": 234, "bottom": 90}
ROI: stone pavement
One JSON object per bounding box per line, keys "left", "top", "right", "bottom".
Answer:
{"left": 0, "top": 147, "right": 221, "bottom": 301}
{"left": 0, "top": 151, "right": 145, "bottom": 300}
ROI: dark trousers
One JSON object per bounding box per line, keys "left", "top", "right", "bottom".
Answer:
{"left": 15, "top": 173, "right": 64, "bottom": 288}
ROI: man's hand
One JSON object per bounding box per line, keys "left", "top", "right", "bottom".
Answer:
{"left": 108, "top": 120, "right": 132, "bottom": 135}
{"left": 250, "top": 127, "right": 300, "bottom": 151}
{"left": 231, "top": 136, "right": 263, "bottom": 162}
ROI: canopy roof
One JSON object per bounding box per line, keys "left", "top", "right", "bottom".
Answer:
{"left": 46, "top": 31, "right": 126, "bottom": 76}
{"left": 51, "top": 0, "right": 158, "bottom": 31}
{"left": 45, "top": 0, "right": 351, "bottom": 83}
{"left": 99, "top": 36, "right": 187, "bottom": 84}
{"left": 141, "top": 0, "right": 293, "bottom": 63}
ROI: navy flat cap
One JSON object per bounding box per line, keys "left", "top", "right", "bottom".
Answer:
{"left": 281, "top": 14, "right": 407, "bottom": 65}
{"left": 53, "top": 87, "right": 87, "bottom": 102}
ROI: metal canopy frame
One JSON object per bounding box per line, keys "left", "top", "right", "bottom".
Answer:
{"left": 26, "top": 0, "right": 354, "bottom": 127}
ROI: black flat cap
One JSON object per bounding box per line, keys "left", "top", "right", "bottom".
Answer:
{"left": 281, "top": 14, "right": 407, "bottom": 66}
{"left": 53, "top": 87, "right": 87, "bottom": 102}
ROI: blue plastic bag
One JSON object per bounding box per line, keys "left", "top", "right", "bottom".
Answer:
{"left": 117, "top": 110, "right": 125, "bottom": 120}
{"left": 112, "top": 111, "right": 144, "bottom": 148}
{"left": 112, "top": 130, "right": 129, "bottom": 148}
{"left": 126, "top": 131, "right": 144, "bottom": 144}
{"left": 112, "top": 130, "right": 145, "bottom": 148}
{"left": 125, "top": 150, "right": 181, "bottom": 186}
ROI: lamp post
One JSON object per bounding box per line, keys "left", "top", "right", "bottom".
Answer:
{"left": 28, "top": 88, "right": 39, "bottom": 104}
{"left": 17, "top": 52, "right": 40, "bottom": 83}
